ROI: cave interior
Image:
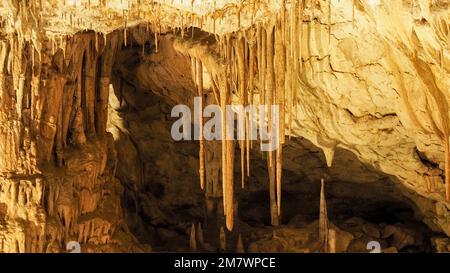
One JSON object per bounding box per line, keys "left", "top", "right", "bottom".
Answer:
{"left": 0, "top": 0, "right": 449, "bottom": 253}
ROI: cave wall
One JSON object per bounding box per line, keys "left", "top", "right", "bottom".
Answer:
{"left": 0, "top": 18, "right": 147, "bottom": 251}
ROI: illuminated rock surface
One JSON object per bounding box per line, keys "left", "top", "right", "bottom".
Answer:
{"left": 0, "top": 0, "right": 448, "bottom": 252}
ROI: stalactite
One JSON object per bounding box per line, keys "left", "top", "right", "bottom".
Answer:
{"left": 155, "top": 23, "right": 159, "bottom": 53}
{"left": 266, "top": 23, "right": 278, "bottom": 226}
{"left": 237, "top": 3, "right": 242, "bottom": 30}
{"left": 352, "top": 0, "right": 355, "bottom": 29}
{"left": 236, "top": 37, "right": 246, "bottom": 189}
{"left": 251, "top": 0, "right": 255, "bottom": 24}
{"left": 286, "top": 54, "right": 293, "bottom": 139}
{"left": 220, "top": 76, "right": 228, "bottom": 223}
{"left": 232, "top": 42, "right": 238, "bottom": 95}
{"left": 247, "top": 42, "right": 255, "bottom": 177}
{"left": 124, "top": 21, "right": 128, "bottom": 47}
{"left": 191, "top": 16, "right": 195, "bottom": 38}
{"left": 220, "top": 39, "right": 229, "bottom": 222}
{"left": 257, "top": 25, "right": 263, "bottom": 105}
{"left": 289, "top": 0, "right": 297, "bottom": 138}
{"left": 31, "top": 44, "right": 35, "bottom": 71}
{"left": 445, "top": 136, "right": 450, "bottom": 202}
{"left": 51, "top": 36, "right": 55, "bottom": 56}
{"left": 267, "top": 24, "right": 274, "bottom": 169}
{"left": 298, "top": 0, "right": 304, "bottom": 75}
{"left": 323, "top": 146, "right": 335, "bottom": 167}
{"left": 261, "top": 26, "right": 267, "bottom": 106}
{"left": 95, "top": 32, "right": 99, "bottom": 54}
{"left": 244, "top": 38, "right": 249, "bottom": 78}
{"left": 191, "top": 57, "right": 196, "bottom": 91}
{"left": 221, "top": 34, "right": 234, "bottom": 231}
{"left": 196, "top": 59, "right": 205, "bottom": 190}
{"left": 181, "top": 15, "right": 185, "bottom": 38}
{"left": 210, "top": 74, "right": 220, "bottom": 104}
{"left": 328, "top": 0, "right": 332, "bottom": 46}
{"left": 281, "top": 0, "right": 286, "bottom": 44}
{"left": 275, "top": 18, "right": 285, "bottom": 217}
{"left": 122, "top": 10, "right": 128, "bottom": 47}
{"left": 319, "top": 178, "right": 329, "bottom": 253}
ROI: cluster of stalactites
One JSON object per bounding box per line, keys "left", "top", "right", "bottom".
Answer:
{"left": 188, "top": 0, "right": 314, "bottom": 231}
{"left": 191, "top": 0, "right": 450, "bottom": 233}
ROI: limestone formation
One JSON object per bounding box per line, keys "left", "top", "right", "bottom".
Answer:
{"left": 0, "top": 0, "right": 448, "bottom": 253}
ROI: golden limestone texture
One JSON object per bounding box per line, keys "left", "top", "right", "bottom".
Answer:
{"left": 0, "top": 0, "right": 448, "bottom": 252}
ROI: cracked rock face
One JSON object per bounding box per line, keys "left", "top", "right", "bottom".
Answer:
{"left": 0, "top": 0, "right": 449, "bottom": 252}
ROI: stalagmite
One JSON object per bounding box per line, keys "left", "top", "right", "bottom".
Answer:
{"left": 236, "top": 233, "right": 244, "bottom": 253}
{"left": 219, "top": 226, "right": 226, "bottom": 251}
{"left": 190, "top": 223, "right": 197, "bottom": 251}
{"left": 225, "top": 138, "right": 235, "bottom": 230}
{"left": 319, "top": 178, "right": 329, "bottom": 253}
{"left": 197, "top": 222, "right": 204, "bottom": 248}
{"left": 328, "top": 229, "right": 336, "bottom": 253}
{"left": 197, "top": 59, "right": 205, "bottom": 190}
